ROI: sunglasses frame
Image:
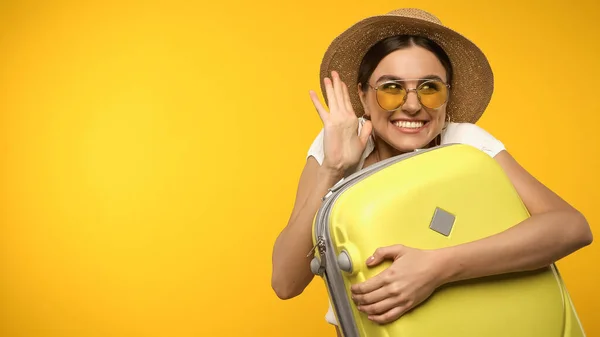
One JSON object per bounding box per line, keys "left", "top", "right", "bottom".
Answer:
{"left": 369, "top": 78, "right": 451, "bottom": 112}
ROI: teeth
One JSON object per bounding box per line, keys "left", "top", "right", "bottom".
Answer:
{"left": 393, "top": 120, "right": 425, "bottom": 128}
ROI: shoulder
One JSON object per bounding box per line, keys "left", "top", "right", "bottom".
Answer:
{"left": 441, "top": 122, "right": 506, "bottom": 158}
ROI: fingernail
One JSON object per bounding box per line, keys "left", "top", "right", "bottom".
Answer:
{"left": 367, "top": 256, "right": 374, "bottom": 263}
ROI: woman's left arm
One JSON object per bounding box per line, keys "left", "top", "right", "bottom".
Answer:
{"left": 435, "top": 150, "right": 593, "bottom": 284}
{"left": 351, "top": 150, "right": 593, "bottom": 324}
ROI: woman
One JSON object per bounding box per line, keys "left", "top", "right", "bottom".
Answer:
{"left": 271, "top": 7, "right": 593, "bottom": 333}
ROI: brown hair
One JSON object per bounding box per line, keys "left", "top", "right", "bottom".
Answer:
{"left": 357, "top": 35, "right": 453, "bottom": 92}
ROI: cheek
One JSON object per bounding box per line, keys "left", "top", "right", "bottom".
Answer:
{"left": 430, "top": 110, "right": 447, "bottom": 131}
{"left": 365, "top": 94, "right": 380, "bottom": 112}
{"left": 435, "top": 109, "right": 447, "bottom": 123}
{"left": 439, "top": 113, "right": 447, "bottom": 123}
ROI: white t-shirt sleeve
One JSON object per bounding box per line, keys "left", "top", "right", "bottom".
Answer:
{"left": 306, "top": 128, "right": 325, "bottom": 165}
{"left": 442, "top": 122, "right": 506, "bottom": 158}
{"left": 325, "top": 303, "right": 337, "bottom": 325}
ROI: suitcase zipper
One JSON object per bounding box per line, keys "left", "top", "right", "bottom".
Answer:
{"left": 307, "top": 237, "right": 325, "bottom": 258}
{"left": 307, "top": 236, "right": 327, "bottom": 276}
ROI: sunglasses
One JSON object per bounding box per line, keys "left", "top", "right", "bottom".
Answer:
{"left": 369, "top": 79, "right": 451, "bottom": 111}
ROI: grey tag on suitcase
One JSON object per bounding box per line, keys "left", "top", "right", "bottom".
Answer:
{"left": 429, "top": 207, "right": 455, "bottom": 236}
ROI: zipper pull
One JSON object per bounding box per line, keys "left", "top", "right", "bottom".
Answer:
{"left": 328, "top": 176, "right": 348, "bottom": 194}
{"left": 306, "top": 237, "right": 324, "bottom": 258}
{"left": 308, "top": 236, "right": 327, "bottom": 276}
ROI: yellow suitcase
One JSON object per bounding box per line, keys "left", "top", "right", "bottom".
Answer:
{"left": 309, "top": 144, "right": 585, "bottom": 337}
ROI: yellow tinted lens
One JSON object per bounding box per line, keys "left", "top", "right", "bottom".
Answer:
{"left": 376, "top": 82, "right": 405, "bottom": 110}
{"left": 418, "top": 80, "right": 448, "bottom": 108}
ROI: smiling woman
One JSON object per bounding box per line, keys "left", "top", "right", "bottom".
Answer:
{"left": 356, "top": 34, "right": 453, "bottom": 160}
{"left": 270, "top": 7, "right": 593, "bottom": 336}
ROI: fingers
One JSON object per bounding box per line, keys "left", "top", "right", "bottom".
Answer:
{"left": 341, "top": 78, "right": 354, "bottom": 113}
{"left": 324, "top": 71, "right": 356, "bottom": 116}
{"left": 354, "top": 282, "right": 411, "bottom": 315}
{"left": 357, "top": 296, "right": 400, "bottom": 316}
{"left": 309, "top": 90, "right": 329, "bottom": 123}
{"left": 366, "top": 245, "right": 407, "bottom": 266}
{"left": 368, "top": 304, "right": 412, "bottom": 325}
{"left": 351, "top": 271, "right": 386, "bottom": 295}
{"left": 351, "top": 245, "right": 407, "bottom": 294}
{"left": 331, "top": 71, "right": 346, "bottom": 113}
{"left": 323, "top": 76, "right": 338, "bottom": 113}
{"left": 352, "top": 285, "right": 388, "bottom": 306}
{"left": 313, "top": 71, "right": 354, "bottom": 122}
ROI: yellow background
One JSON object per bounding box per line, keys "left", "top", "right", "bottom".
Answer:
{"left": 1, "top": 0, "right": 598, "bottom": 336}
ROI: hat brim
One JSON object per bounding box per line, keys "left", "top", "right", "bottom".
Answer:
{"left": 319, "top": 13, "right": 494, "bottom": 124}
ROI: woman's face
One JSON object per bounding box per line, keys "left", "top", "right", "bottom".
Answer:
{"left": 358, "top": 45, "right": 449, "bottom": 154}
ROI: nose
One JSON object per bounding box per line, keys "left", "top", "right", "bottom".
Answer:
{"left": 402, "top": 89, "right": 421, "bottom": 115}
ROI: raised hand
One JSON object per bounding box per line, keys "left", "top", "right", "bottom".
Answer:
{"left": 309, "top": 71, "right": 372, "bottom": 175}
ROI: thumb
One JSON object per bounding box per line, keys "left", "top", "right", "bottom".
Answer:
{"left": 366, "top": 245, "right": 407, "bottom": 266}
{"left": 358, "top": 119, "right": 372, "bottom": 147}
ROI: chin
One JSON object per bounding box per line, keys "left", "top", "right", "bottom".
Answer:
{"left": 391, "top": 140, "right": 431, "bottom": 153}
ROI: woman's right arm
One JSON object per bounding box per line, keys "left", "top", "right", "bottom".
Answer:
{"left": 271, "top": 158, "right": 343, "bottom": 299}
{"left": 271, "top": 70, "right": 372, "bottom": 299}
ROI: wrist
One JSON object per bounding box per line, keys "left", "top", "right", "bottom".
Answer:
{"left": 307, "top": 165, "right": 345, "bottom": 201}
{"left": 317, "top": 165, "right": 345, "bottom": 184}
{"left": 431, "top": 247, "right": 462, "bottom": 287}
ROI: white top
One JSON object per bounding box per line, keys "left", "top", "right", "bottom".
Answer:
{"left": 305, "top": 118, "right": 506, "bottom": 326}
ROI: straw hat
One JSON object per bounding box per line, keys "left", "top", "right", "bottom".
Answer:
{"left": 319, "top": 8, "right": 493, "bottom": 123}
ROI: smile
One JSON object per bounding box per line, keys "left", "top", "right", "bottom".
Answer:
{"left": 391, "top": 120, "right": 429, "bottom": 129}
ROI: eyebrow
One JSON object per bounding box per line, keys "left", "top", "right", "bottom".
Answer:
{"left": 376, "top": 74, "right": 444, "bottom": 83}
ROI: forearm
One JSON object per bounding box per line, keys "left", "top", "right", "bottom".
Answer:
{"left": 271, "top": 166, "right": 343, "bottom": 299}
{"left": 436, "top": 210, "right": 592, "bottom": 285}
